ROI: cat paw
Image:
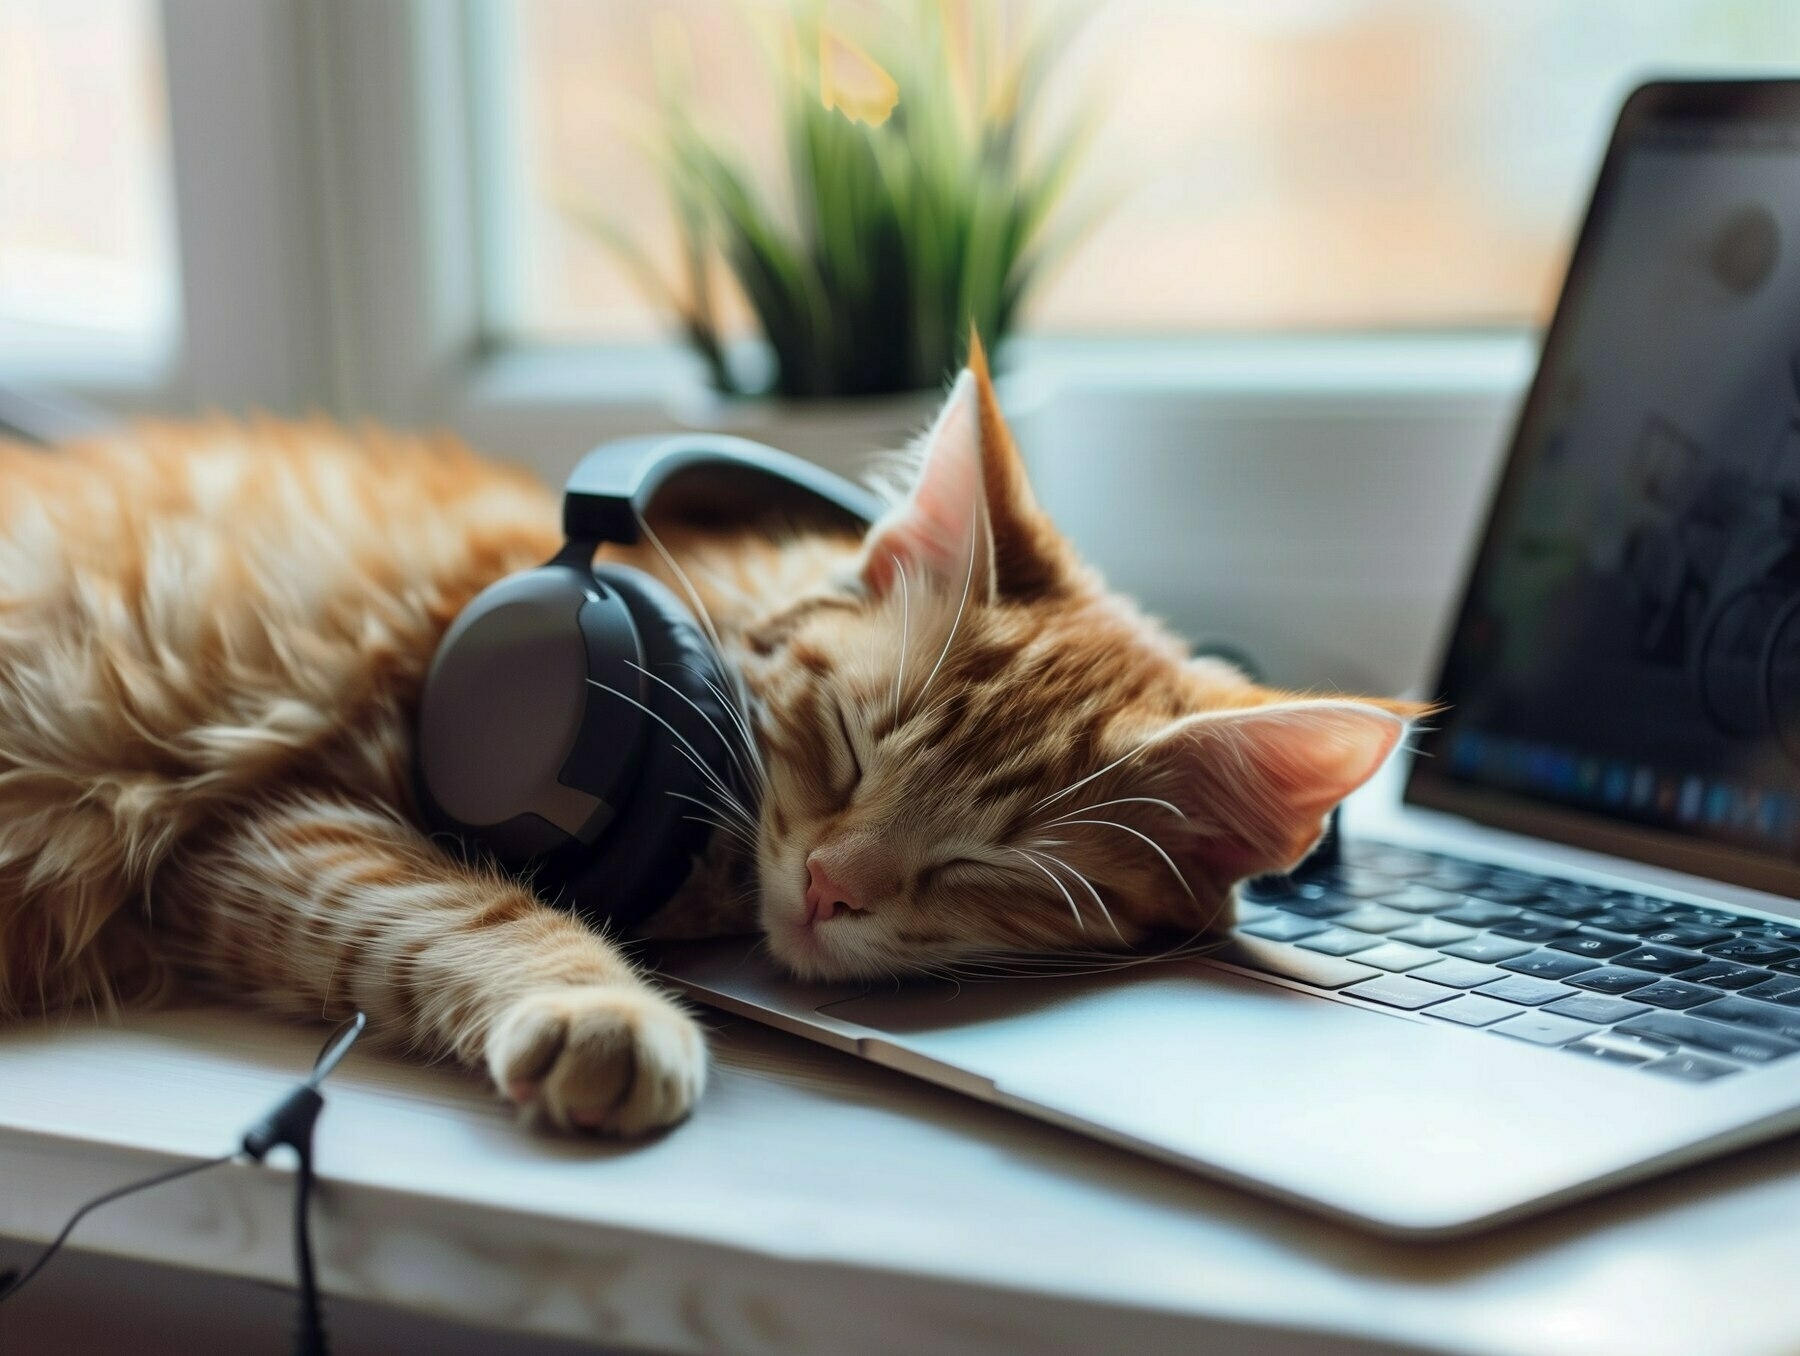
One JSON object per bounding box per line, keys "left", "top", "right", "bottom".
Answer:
{"left": 486, "top": 986, "right": 706, "bottom": 1136}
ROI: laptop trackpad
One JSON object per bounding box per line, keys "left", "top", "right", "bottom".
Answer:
{"left": 819, "top": 960, "right": 1685, "bottom": 1230}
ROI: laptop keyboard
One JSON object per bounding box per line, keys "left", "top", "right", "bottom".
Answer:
{"left": 1227, "top": 842, "right": 1800, "bottom": 1084}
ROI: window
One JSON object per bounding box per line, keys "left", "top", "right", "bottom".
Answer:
{"left": 476, "top": 0, "right": 1800, "bottom": 346}
{"left": 0, "top": 0, "right": 178, "bottom": 368}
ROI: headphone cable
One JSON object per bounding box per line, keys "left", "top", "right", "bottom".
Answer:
{"left": 0, "top": 1011, "right": 366, "bottom": 1356}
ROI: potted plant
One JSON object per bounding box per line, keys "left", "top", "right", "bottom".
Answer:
{"left": 574, "top": 1, "right": 1096, "bottom": 463}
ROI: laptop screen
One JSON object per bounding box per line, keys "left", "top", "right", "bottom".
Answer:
{"left": 1413, "top": 83, "right": 1800, "bottom": 888}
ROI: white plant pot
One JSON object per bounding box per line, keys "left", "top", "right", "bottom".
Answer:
{"left": 666, "top": 384, "right": 945, "bottom": 479}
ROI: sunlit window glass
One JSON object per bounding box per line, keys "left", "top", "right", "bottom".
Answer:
{"left": 480, "top": 0, "right": 1800, "bottom": 342}
{"left": 0, "top": 0, "right": 179, "bottom": 366}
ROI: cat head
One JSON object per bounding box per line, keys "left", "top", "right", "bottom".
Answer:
{"left": 739, "top": 343, "right": 1423, "bottom": 981}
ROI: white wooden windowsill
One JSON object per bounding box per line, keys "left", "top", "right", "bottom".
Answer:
{"left": 6, "top": 961, "right": 1800, "bottom": 1355}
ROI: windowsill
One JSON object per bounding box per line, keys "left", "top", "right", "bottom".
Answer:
{"left": 448, "top": 330, "right": 1538, "bottom": 483}
{"left": 464, "top": 330, "right": 1541, "bottom": 413}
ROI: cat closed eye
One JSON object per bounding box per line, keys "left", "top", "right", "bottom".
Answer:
{"left": 832, "top": 702, "right": 864, "bottom": 781}
{"left": 920, "top": 858, "right": 994, "bottom": 888}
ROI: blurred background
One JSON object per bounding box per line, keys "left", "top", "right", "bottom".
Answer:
{"left": 3, "top": 0, "right": 1797, "bottom": 694}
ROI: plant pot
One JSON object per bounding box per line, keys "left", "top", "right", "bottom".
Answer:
{"left": 666, "top": 383, "right": 946, "bottom": 479}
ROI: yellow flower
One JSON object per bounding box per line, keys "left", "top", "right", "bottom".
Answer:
{"left": 819, "top": 26, "right": 898, "bottom": 127}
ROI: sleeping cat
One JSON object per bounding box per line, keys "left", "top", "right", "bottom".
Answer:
{"left": 0, "top": 345, "right": 1418, "bottom": 1135}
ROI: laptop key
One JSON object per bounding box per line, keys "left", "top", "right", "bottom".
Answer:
{"left": 1704, "top": 939, "right": 1800, "bottom": 966}
{"left": 1586, "top": 910, "right": 1664, "bottom": 934}
{"left": 1215, "top": 938, "right": 1381, "bottom": 990}
{"left": 1241, "top": 914, "right": 1331, "bottom": 943}
{"left": 1492, "top": 1012, "right": 1599, "bottom": 1046}
{"left": 1335, "top": 904, "right": 1416, "bottom": 934}
{"left": 1564, "top": 966, "right": 1659, "bottom": 995}
{"left": 1321, "top": 867, "right": 1407, "bottom": 897}
{"left": 1294, "top": 927, "right": 1383, "bottom": 957}
{"left": 1476, "top": 975, "right": 1571, "bottom": 1006}
{"left": 1563, "top": 1040, "right": 1653, "bottom": 1067}
{"left": 1439, "top": 900, "right": 1524, "bottom": 928}
{"left": 1587, "top": 1029, "right": 1678, "bottom": 1060}
{"left": 1350, "top": 942, "right": 1441, "bottom": 973}
{"left": 1475, "top": 883, "right": 1550, "bottom": 906}
{"left": 1439, "top": 933, "right": 1538, "bottom": 964}
{"left": 1617, "top": 1012, "right": 1799, "bottom": 1063}
{"left": 1423, "top": 995, "right": 1522, "bottom": 1027}
{"left": 1611, "top": 944, "right": 1707, "bottom": 975}
{"left": 1373, "top": 885, "right": 1464, "bottom": 914}
{"left": 1543, "top": 993, "right": 1650, "bottom": 1025}
{"left": 1498, "top": 950, "right": 1602, "bottom": 981}
{"left": 1641, "top": 1053, "right": 1740, "bottom": 1083}
{"left": 1737, "top": 922, "right": 1800, "bottom": 941}
{"left": 1390, "top": 917, "right": 1477, "bottom": 949}
{"left": 1410, "top": 958, "right": 1509, "bottom": 990}
{"left": 1740, "top": 976, "right": 1800, "bottom": 1005}
{"left": 1678, "top": 961, "right": 1775, "bottom": 992}
{"left": 1344, "top": 975, "right": 1462, "bottom": 1010}
{"left": 1489, "top": 915, "right": 1578, "bottom": 941}
{"left": 1353, "top": 846, "right": 1435, "bottom": 876}
{"left": 1546, "top": 931, "right": 1637, "bottom": 960}
{"left": 1275, "top": 892, "right": 1359, "bottom": 919}
{"left": 1420, "top": 863, "right": 1490, "bottom": 892}
{"left": 1627, "top": 980, "right": 1720, "bottom": 1010}
{"left": 1685, "top": 909, "right": 1758, "bottom": 930}
{"left": 1690, "top": 998, "right": 1800, "bottom": 1041}
{"left": 1634, "top": 924, "right": 1734, "bottom": 949}
{"left": 1529, "top": 897, "right": 1606, "bottom": 921}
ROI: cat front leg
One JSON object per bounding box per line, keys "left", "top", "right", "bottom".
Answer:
{"left": 154, "top": 795, "right": 705, "bottom": 1135}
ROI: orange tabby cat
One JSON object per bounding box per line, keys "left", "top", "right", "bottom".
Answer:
{"left": 0, "top": 346, "right": 1418, "bottom": 1134}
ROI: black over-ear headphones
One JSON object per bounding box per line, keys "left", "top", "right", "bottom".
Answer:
{"left": 416, "top": 435, "right": 882, "bottom": 928}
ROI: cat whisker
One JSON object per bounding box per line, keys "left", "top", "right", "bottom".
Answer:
{"left": 680, "top": 814, "right": 757, "bottom": 851}
{"left": 1041, "top": 796, "right": 1187, "bottom": 828}
{"left": 692, "top": 667, "right": 769, "bottom": 794}
{"left": 664, "top": 739, "right": 759, "bottom": 828}
{"left": 938, "top": 931, "right": 1227, "bottom": 983}
{"left": 891, "top": 555, "right": 910, "bottom": 725}
{"left": 627, "top": 660, "right": 765, "bottom": 804}
{"left": 911, "top": 501, "right": 982, "bottom": 718}
{"left": 588, "top": 679, "right": 755, "bottom": 826}
{"left": 1030, "top": 729, "right": 1167, "bottom": 813}
{"left": 665, "top": 790, "right": 757, "bottom": 840}
{"left": 633, "top": 509, "right": 757, "bottom": 719}
{"left": 1046, "top": 818, "right": 1195, "bottom": 901}
{"left": 1005, "top": 847, "right": 1085, "bottom": 933}
{"left": 633, "top": 510, "right": 724, "bottom": 656}
{"left": 1020, "top": 846, "right": 1126, "bottom": 945}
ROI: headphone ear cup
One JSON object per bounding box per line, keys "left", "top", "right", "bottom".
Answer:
{"left": 536, "top": 565, "right": 745, "bottom": 928}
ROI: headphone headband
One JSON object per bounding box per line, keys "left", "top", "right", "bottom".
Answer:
{"left": 563, "top": 433, "right": 884, "bottom": 544}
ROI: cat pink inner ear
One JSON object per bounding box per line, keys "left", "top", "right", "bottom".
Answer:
{"left": 1154, "top": 701, "right": 1408, "bottom": 878}
{"left": 860, "top": 371, "right": 995, "bottom": 599}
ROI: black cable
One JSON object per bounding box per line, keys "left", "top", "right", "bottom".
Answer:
{"left": 0, "top": 1151, "right": 237, "bottom": 1303}
{"left": 0, "top": 1011, "right": 365, "bottom": 1356}
{"left": 292, "top": 1149, "right": 324, "bottom": 1356}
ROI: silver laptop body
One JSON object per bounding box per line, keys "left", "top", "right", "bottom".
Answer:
{"left": 660, "top": 80, "right": 1800, "bottom": 1236}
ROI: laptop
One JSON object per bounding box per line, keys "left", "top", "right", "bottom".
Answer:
{"left": 657, "top": 79, "right": 1800, "bottom": 1237}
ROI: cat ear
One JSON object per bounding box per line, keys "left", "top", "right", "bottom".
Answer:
{"left": 1132, "top": 699, "right": 1415, "bottom": 880}
{"left": 861, "top": 334, "right": 1070, "bottom": 600}
{"left": 964, "top": 335, "right": 1069, "bottom": 599}
{"left": 860, "top": 369, "right": 997, "bottom": 601}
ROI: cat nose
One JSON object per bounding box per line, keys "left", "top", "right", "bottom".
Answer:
{"left": 804, "top": 856, "right": 868, "bottom": 925}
